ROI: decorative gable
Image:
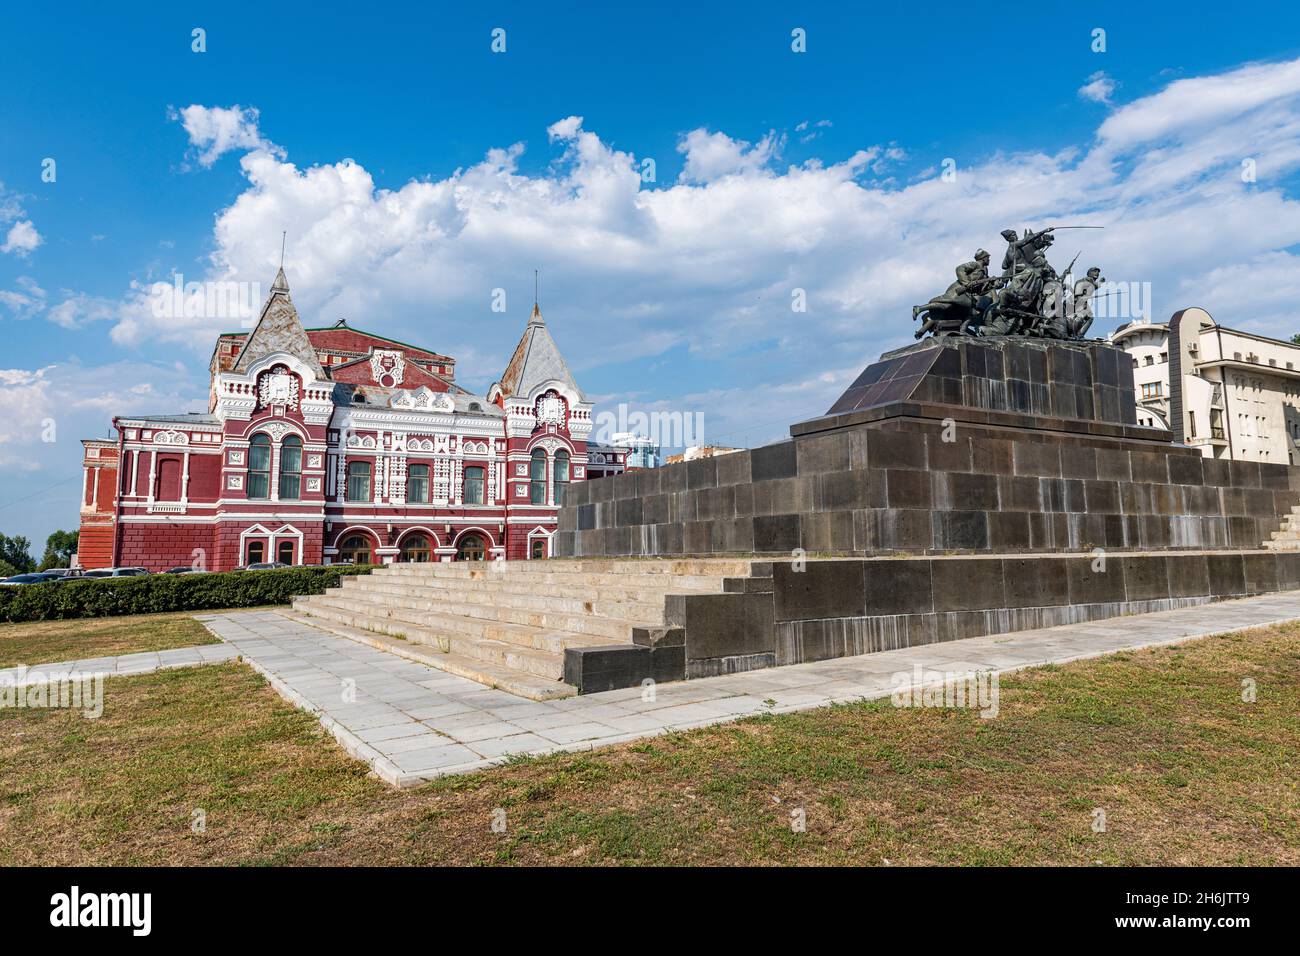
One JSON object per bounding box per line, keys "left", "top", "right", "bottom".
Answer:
{"left": 391, "top": 387, "right": 454, "bottom": 412}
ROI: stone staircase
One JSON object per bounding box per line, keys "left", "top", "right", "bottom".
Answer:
{"left": 289, "top": 558, "right": 755, "bottom": 699}
{"left": 1264, "top": 505, "right": 1300, "bottom": 550}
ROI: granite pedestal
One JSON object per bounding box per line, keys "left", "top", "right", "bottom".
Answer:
{"left": 556, "top": 337, "right": 1300, "bottom": 683}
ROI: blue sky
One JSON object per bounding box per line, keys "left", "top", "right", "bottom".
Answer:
{"left": 2, "top": 0, "right": 1300, "bottom": 550}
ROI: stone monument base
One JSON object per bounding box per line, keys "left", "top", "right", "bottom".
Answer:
{"left": 553, "top": 337, "right": 1300, "bottom": 690}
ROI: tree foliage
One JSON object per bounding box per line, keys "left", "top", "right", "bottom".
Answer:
{"left": 38, "top": 530, "right": 80, "bottom": 570}
{"left": 0, "top": 534, "right": 35, "bottom": 575}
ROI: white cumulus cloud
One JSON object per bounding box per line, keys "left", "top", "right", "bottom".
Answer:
{"left": 677, "top": 128, "right": 782, "bottom": 182}
{"left": 1079, "top": 71, "right": 1117, "bottom": 104}
{"left": 1, "top": 219, "right": 42, "bottom": 256}
{"left": 172, "top": 104, "right": 284, "bottom": 168}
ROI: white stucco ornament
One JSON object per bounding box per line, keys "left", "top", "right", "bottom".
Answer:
{"left": 257, "top": 369, "right": 300, "bottom": 410}
{"left": 370, "top": 349, "right": 406, "bottom": 388}
{"left": 537, "top": 394, "right": 565, "bottom": 425}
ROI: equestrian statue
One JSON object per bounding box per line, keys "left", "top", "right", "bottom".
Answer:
{"left": 912, "top": 226, "right": 1105, "bottom": 340}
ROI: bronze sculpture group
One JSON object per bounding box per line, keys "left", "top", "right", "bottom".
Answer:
{"left": 912, "top": 226, "right": 1104, "bottom": 340}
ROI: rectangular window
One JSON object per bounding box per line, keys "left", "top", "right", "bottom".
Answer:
{"left": 278, "top": 439, "right": 302, "bottom": 500}
{"left": 1141, "top": 382, "right": 1162, "bottom": 399}
{"left": 530, "top": 452, "right": 546, "bottom": 504}
{"left": 346, "top": 461, "right": 371, "bottom": 502}
{"left": 1188, "top": 410, "right": 1197, "bottom": 438}
{"left": 407, "top": 464, "right": 429, "bottom": 503}
{"left": 247, "top": 438, "right": 271, "bottom": 500}
{"left": 553, "top": 452, "right": 570, "bottom": 506}
{"left": 463, "top": 466, "right": 485, "bottom": 505}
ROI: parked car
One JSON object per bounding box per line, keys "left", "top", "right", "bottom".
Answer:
{"left": 241, "top": 562, "right": 291, "bottom": 571}
{"left": 0, "top": 571, "right": 72, "bottom": 586}
{"left": 162, "top": 566, "right": 206, "bottom": 574}
{"left": 81, "top": 567, "right": 150, "bottom": 578}
{"left": 39, "top": 568, "right": 84, "bottom": 579}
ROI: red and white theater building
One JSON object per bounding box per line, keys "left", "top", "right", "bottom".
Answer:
{"left": 77, "top": 269, "right": 627, "bottom": 571}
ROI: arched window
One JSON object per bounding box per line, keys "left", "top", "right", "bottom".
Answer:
{"left": 245, "top": 540, "right": 266, "bottom": 565}
{"left": 456, "top": 533, "right": 486, "bottom": 561}
{"left": 277, "top": 540, "right": 295, "bottom": 564}
{"left": 530, "top": 449, "right": 547, "bottom": 504}
{"left": 247, "top": 434, "right": 271, "bottom": 499}
{"left": 553, "top": 450, "right": 570, "bottom": 505}
{"left": 346, "top": 461, "right": 371, "bottom": 502}
{"left": 407, "top": 464, "right": 429, "bottom": 503}
{"left": 279, "top": 435, "right": 302, "bottom": 500}
{"left": 400, "top": 534, "right": 432, "bottom": 562}
{"left": 463, "top": 466, "right": 485, "bottom": 505}
{"left": 338, "top": 534, "right": 373, "bottom": 565}
{"left": 530, "top": 537, "right": 548, "bottom": 559}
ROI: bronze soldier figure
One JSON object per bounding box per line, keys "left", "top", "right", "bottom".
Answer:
{"left": 912, "top": 249, "right": 996, "bottom": 338}
{"left": 1067, "top": 266, "right": 1104, "bottom": 338}
{"left": 1000, "top": 227, "right": 1055, "bottom": 277}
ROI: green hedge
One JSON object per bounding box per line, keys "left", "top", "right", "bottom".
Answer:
{"left": 0, "top": 565, "right": 375, "bottom": 623}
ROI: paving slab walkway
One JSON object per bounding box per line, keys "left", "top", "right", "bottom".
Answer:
{"left": 0, "top": 642, "right": 238, "bottom": 685}
{"left": 193, "top": 591, "right": 1300, "bottom": 787}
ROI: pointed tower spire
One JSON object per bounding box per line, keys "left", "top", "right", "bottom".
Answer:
{"left": 233, "top": 264, "right": 323, "bottom": 377}
{"left": 529, "top": 269, "right": 544, "bottom": 326}
{"left": 496, "top": 291, "right": 584, "bottom": 401}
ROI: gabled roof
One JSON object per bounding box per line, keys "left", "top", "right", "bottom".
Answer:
{"left": 231, "top": 269, "right": 326, "bottom": 378}
{"left": 303, "top": 321, "right": 454, "bottom": 364}
{"left": 328, "top": 354, "right": 465, "bottom": 392}
{"left": 495, "top": 303, "right": 585, "bottom": 401}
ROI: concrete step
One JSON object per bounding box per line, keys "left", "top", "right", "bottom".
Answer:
{"left": 334, "top": 573, "right": 709, "bottom": 604}
{"left": 301, "top": 590, "right": 658, "bottom": 639}
{"left": 325, "top": 582, "right": 667, "bottom": 624}
{"left": 380, "top": 557, "right": 756, "bottom": 578}
{"left": 374, "top": 567, "right": 737, "bottom": 592}
{"left": 277, "top": 610, "right": 575, "bottom": 701}
{"left": 293, "top": 598, "right": 612, "bottom": 678}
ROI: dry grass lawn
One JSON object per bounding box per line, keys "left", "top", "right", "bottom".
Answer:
{"left": 0, "top": 610, "right": 230, "bottom": 668}
{"left": 1, "top": 622, "right": 1297, "bottom": 866}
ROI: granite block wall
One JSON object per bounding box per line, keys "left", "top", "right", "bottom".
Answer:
{"left": 826, "top": 336, "right": 1137, "bottom": 427}
{"left": 555, "top": 419, "right": 1300, "bottom": 558}
{"left": 769, "top": 551, "right": 1300, "bottom": 664}
{"left": 562, "top": 549, "right": 1300, "bottom": 690}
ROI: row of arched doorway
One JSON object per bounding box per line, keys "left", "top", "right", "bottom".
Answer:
{"left": 336, "top": 531, "right": 487, "bottom": 564}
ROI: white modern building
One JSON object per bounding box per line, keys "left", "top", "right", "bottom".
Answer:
{"left": 1110, "top": 307, "right": 1300, "bottom": 464}
{"left": 609, "top": 431, "right": 662, "bottom": 469}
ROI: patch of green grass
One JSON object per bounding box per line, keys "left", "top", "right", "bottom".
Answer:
{"left": 0, "top": 609, "right": 234, "bottom": 667}
{"left": 1, "top": 624, "right": 1298, "bottom": 866}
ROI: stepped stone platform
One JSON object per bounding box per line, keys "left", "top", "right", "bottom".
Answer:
{"left": 296, "top": 336, "right": 1300, "bottom": 695}
{"left": 292, "top": 559, "right": 758, "bottom": 697}
{"left": 1263, "top": 502, "right": 1300, "bottom": 551}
